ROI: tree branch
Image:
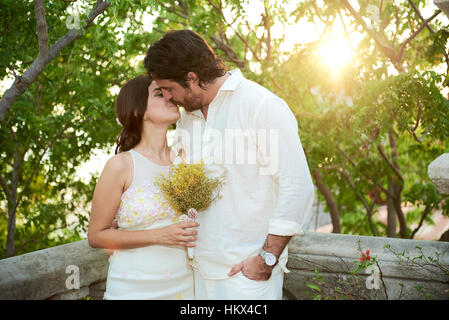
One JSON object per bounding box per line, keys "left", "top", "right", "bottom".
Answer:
{"left": 0, "top": 207, "right": 7, "bottom": 220}
{"left": 377, "top": 144, "right": 403, "bottom": 183}
{"left": 0, "top": 0, "right": 111, "bottom": 122}
{"left": 14, "top": 222, "right": 69, "bottom": 254}
{"left": 312, "top": 168, "right": 341, "bottom": 233}
{"left": 210, "top": 34, "right": 246, "bottom": 68}
{"left": 156, "top": 0, "right": 189, "bottom": 20}
{"left": 339, "top": 169, "right": 377, "bottom": 236}
{"left": 407, "top": 0, "right": 435, "bottom": 34}
{"left": 410, "top": 205, "right": 432, "bottom": 239}
{"left": 263, "top": 1, "right": 271, "bottom": 62}
{"left": 411, "top": 97, "right": 422, "bottom": 133}
{"left": 14, "top": 123, "right": 72, "bottom": 212}
{"left": 34, "top": 0, "right": 49, "bottom": 58}
{"left": 0, "top": 173, "right": 11, "bottom": 199}
{"left": 336, "top": 145, "right": 394, "bottom": 198}
{"left": 411, "top": 97, "right": 425, "bottom": 143}
{"left": 207, "top": 0, "right": 262, "bottom": 63}
{"left": 398, "top": 9, "right": 441, "bottom": 62}
{"left": 339, "top": 0, "right": 399, "bottom": 69}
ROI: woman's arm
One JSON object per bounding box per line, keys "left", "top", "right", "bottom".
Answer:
{"left": 87, "top": 153, "right": 198, "bottom": 250}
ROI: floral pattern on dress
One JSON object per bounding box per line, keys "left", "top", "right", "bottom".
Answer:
{"left": 116, "top": 179, "right": 178, "bottom": 229}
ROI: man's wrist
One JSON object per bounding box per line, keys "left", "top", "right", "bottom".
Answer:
{"left": 262, "top": 234, "right": 292, "bottom": 262}
{"left": 259, "top": 248, "right": 278, "bottom": 267}
{"left": 257, "top": 254, "right": 275, "bottom": 272}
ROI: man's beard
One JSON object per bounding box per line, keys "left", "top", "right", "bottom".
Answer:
{"left": 173, "top": 90, "right": 202, "bottom": 112}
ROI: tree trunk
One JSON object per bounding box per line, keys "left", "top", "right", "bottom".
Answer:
{"left": 386, "top": 179, "right": 397, "bottom": 238}
{"left": 312, "top": 169, "right": 341, "bottom": 233}
{"left": 5, "top": 147, "right": 23, "bottom": 257}
{"left": 6, "top": 196, "right": 17, "bottom": 258}
{"left": 439, "top": 229, "right": 449, "bottom": 242}
{"left": 388, "top": 132, "right": 408, "bottom": 238}
{"left": 393, "top": 194, "right": 409, "bottom": 238}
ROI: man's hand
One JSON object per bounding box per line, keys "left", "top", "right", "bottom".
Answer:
{"left": 105, "top": 220, "right": 118, "bottom": 256}
{"left": 228, "top": 255, "right": 274, "bottom": 281}
{"left": 110, "top": 219, "right": 118, "bottom": 229}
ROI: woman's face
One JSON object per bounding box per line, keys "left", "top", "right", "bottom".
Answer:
{"left": 143, "top": 81, "right": 180, "bottom": 125}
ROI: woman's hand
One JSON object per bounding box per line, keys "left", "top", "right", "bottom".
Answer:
{"left": 157, "top": 220, "right": 200, "bottom": 247}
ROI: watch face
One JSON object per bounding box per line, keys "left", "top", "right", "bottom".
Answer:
{"left": 265, "top": 253, "right": 276, "bottom": 266}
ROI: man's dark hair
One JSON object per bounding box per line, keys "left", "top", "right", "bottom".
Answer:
{"left": 143, "top": 30, "right": 226, "bottom": 88}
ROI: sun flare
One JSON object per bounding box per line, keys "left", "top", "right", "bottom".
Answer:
{"left": 318, "top": 36, "right": 353, "bottom": 78}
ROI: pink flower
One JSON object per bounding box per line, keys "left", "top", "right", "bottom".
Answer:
{"left": 188, "top": 208, "right": 198, "bottom": 219}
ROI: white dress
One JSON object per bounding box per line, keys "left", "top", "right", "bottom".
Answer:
{"left": 104, "top": 149, "right": 194, "bottom": 300}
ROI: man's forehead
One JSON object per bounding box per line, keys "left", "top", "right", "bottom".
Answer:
{"left": 153, "top": 78, "right": 179, "bottom": 88}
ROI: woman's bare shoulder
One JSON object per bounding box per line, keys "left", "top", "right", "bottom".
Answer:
{"left": 103, "top": 151, "right": 132, "bottom": 174}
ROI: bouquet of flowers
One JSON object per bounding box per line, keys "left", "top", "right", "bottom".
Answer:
{"left": 154, "top": 159, "right": 226, "bottom": 259}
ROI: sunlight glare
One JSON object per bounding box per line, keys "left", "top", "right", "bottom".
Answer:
{"left": 318, "top": 36, "right": 352, "bottom": 79}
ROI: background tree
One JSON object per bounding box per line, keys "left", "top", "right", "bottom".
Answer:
{"left": 0, "top": 0, "right": 158, "bottom": 258}
{"left": 1, "top": 0, "right": 448, "bottom": 259}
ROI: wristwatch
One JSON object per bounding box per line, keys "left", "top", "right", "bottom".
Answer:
{"left": 259, "top": 248, "right": 277, "bottom": 267}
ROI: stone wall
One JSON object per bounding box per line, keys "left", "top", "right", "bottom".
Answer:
{"left": 0, "top": 240, "right": 108, "bottom": 300}
{"left": 0, "top": 232, "right": 448, "bottom": 300}
{"left": 284, "top": 232, "right": 449, "bottom": 300}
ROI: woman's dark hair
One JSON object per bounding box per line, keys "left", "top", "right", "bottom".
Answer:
{"left": 115, "top": 74, "right": 153, "bottom": 154}
{"left": 143, "top": 30, "right": 226, "bottom": 88}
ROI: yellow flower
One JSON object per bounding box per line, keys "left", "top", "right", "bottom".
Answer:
{"left": 154, "top": 159, "right": 225, "bottom": 216}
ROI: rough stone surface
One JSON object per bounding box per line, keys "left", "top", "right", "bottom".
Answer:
{"left": 285, "top": 232, "right": 449, "bottom": 300}
{"left": 435, "top": 0, "right": 449, "bottom": 17}
{"left": 0, "top": 240, "right": 109, "bottom": 299}
{"left": 428, "top": 153, "right": 449, "bottom": 195}
{"left": 89, "top": 281, "right": 107, "bottom": 300}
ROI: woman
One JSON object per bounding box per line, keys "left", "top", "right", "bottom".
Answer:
{"left": 88, "top": 74, "right": 198, "bottom": 300}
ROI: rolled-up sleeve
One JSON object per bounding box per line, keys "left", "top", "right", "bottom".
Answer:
{"left": 253, "top": 95, "right": 315, "bottom": 236}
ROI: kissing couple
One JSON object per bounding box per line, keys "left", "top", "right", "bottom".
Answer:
{"left": 88, "top": 29, "right": 315, "bottom": 300}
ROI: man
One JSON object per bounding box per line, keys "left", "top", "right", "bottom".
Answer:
{"left": 143, "top": 30, "right": 315, "bottom": 300}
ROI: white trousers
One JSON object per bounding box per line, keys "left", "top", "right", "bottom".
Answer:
{"left": 193, "top": 265, "right": 284, "bottom": 300}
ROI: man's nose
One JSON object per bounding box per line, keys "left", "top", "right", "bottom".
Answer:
{"left": 161, "top": 89, "right": 172, "bottom": 102}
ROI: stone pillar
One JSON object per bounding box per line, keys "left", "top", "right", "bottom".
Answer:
{"left": 428, "top": 153, "right": 449, "bottom": 195}
{"left": 428, "top": 153, "right": 449, "bottom": 241}
{"left": 434, "top": 0, "right": 449, "bottom": 17}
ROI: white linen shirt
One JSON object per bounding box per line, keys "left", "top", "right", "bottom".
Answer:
{"left": 172, "top": 69, "right": 315, "bottom": 279}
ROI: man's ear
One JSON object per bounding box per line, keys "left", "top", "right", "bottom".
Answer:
{"left": 186, "top": 72, "right": 199, "bottom": 84}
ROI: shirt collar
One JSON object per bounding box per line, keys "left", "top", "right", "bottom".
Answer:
{"left": 219, "top": 69, "right": 244, "bottom": 92}
{"left": 185, "top": 69, "right": 244, "bottom": 119}
{"left": 190, "top": 109, "right": 204, "bottom": 119}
